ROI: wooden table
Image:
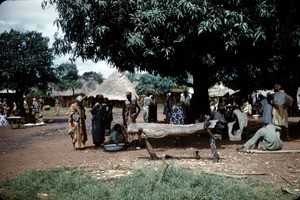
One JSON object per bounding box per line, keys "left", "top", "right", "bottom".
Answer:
{"left": 6, "top": 116, "right": 22, "bottom": 129}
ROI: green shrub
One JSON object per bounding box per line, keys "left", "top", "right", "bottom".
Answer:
{"left": 0, "top": 166, "right": 296, "bottom": 200}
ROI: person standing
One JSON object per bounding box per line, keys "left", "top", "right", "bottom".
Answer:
{"left": 143, "top": 91, "right": 153, "bottom": 122}
{"left": 180, "top": 90, "right": 191, "bottom": 124}
{"left": 68, "top": 95, "right": 87, "bottom": 150}
{"left": 164, "top": 93, "right": 174, "bottom": 122}
{"left": 148, "top": 95, "right": 157, "bottom": 122}
{"left": 91, "top": 94, "right": 106, "bottom": 147}
{"left": 23, "top": 97, "right": 30, "bottom": 123}
{"left": 170, "top": 94, "right": 185, "bottom": 125}
{"left": 12, "top": 101, "right": 17, "bottom": 116}
{"left": 122, "top": 92, "right": 141, "bottom": 145}
{"left": 270, "top": 84, "right": 293, "bottom": 140}
{"left": 122, "top": 92, "right": 141, "bottom": 127}
{"left": 32, "top": 98, "right": 39, "bottom": 117}
{"left": 54, "top": 97, "right": 60, "bottom": 116}
{"left": 259, "top": 94, "right": 273, "bottom": 125}
{"left": 39, "top": 98, "right": 44, "bottom": 111}
{"left": 103, "top": 97, "right": 113, "bottom": 135}
{"left": 213, "top": 104, "right": 228, "bottom": 139}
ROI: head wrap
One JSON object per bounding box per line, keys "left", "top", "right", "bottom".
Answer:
{"left": 76, "top": 95, "right": 83, "bottom": 102}
{"left": 126, "top": 92, "right": 132, "bottom": 96}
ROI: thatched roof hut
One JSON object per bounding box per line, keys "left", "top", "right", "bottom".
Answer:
{"left": 51, "top": 78, "right": 97, "bottom": 97}
{"left": 87, "top": 70, "right": 138, "bottom": 101}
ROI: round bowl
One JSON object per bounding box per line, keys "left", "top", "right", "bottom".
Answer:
{"left": 104, "top": 143, "right": 125, "bottom": 152}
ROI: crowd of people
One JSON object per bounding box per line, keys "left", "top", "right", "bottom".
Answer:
{"left": 67, "top": 83, "right": 295, "bottom": 151}
{"left": 0, "top": 97, "right": 43, "bottom": 124}
{"left": 236, "top": 84, "right": 294, "bottom": 151}
{"left": 1, "top": 82, "right": 295, "bottom": 153}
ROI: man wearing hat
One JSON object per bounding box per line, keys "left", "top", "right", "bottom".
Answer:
{"left": 270, "top": 84, "right": 293, "bottom": 140}
{"left": 68, "top": 95, "right": 88, "bottom": 149}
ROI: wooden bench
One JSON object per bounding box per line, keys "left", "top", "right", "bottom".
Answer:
{"left": 6, "top": 116, "right": 22, "bottom": 129}
{"left": 127, "top": 119, "right": 220, "bottom": 162}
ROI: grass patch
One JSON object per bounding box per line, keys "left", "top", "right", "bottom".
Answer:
{"left": 0, "top": 166, "right": 296, "bottom": 200}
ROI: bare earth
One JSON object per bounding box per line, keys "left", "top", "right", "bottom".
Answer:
{"left": 0, "top": 108, "right": 299, "bottom": 195}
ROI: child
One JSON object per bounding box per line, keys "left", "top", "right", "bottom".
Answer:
{"left": 108, "top": 124, "right": 125, "bottom": 144}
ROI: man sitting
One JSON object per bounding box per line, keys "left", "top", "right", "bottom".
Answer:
{"left": 236, "top": 124, "right": 283, "bottom": 151}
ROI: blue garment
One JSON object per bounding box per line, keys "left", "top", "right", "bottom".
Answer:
{"left": 91, "top": 103, "right": 106, "bottom": 145}
{"left": 109, "top": 130, "right": 123, "bottom": 143}
{"left": 260, "top": 98, "right": 272, "bottom": 125}
{"left": 170, "top": 103, "right": 184, "bottom": 125}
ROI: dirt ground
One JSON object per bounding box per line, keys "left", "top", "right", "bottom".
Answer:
{"left": 0, "top": 108, "right": 299, "bottom": 195}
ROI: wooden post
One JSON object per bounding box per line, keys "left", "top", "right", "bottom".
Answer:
{"left": 204, "top": 116, "right": 219, "bottom": 163}
{"left": 157, "top": 157, "right": 169, "bottom": 184}
{"left": 145, "top": 137, "right": 158, "bottom": 160}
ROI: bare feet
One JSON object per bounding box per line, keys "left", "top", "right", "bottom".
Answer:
{"left": 236, "top": 145, "right": 244, "bottom": 151}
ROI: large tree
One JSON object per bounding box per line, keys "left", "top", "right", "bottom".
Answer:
{"left": 127, "top": 72, "right": 178, "bottom": 96}
{"left": 0, "top": 29, "right": 56, "bottom": 115}
{"left": 81, "top": 71, "right": 104, "bottom": 84}
{"left": 54, "top": 63, "right": 83, "bottom": 95}
{"left": 43, "top": 0, "right": 299, "bottom": 118}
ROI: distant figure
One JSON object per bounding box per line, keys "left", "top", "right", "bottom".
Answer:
{"left": 39, "top": 98, "right": 44, "bottom": 111}
{"left": 2, "top": 98, "right": 10, "bottom": 117}
{"left": 270, "top": 84, "right": 293, "bottom": 140}
{"left": 12, "top": 101, "right": 17, "bottom": 116}
{"left": 236, "top": 124, "right": 282, "bottom": 151}
{"left": 297, "top": 87, "right": 300, "bottom": 111}
{"left": 122, "top": 92, "right": 141, "bottom": 127}
{"left": 91, "top": 94, "right": 106, "bottom": 147}
{"left": 297, "top": 87, "right": 300, "bottom": 125}
{"left": 23, "top": 98, "right": 30, "bottom": 122}
{"left": 0, "top": 110, "right": 8, "bottom": 126}
{"left": 170, "top": 94, "right": 185, "bottom": 125}
{"left": 103, "top": 97, "right": 113, "bottom": 134}
{"left": 32, "top": 98, "right": 39, "bottom": 117}
{"left": 148, "top": 95, "right": 157, "bottom": 122}
{"left": 213, "top": 104, "right": 228, "bottom": 139}
{"left": 180, "top": 90, "right": 191, "bottom": 124}
{"left": 259, "top": 94, "right": 272, "bottom": 125}
{"left": 143, "top": 91, "right": 154, "bottom": 122}
{"left": 54, "top": 97, "right": 60, "bottom": 116}
{"left": 68, "top": 95, "right": 87, "bottom": 150}
{"left": 164, "top": 93, "right": 174, "bottom": 122}
{"left": 227, "top": 106, "right": 248, "bottom": 141}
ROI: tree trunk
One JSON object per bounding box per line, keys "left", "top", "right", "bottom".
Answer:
{"left": 191, "top": 66, "right": 210, "bottom": 120}
{"left": 15, "top": 90, "right": 25, "bottom": 116}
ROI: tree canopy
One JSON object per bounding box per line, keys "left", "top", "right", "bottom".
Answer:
{"left": 0, "top": 29, "right": 55, "bottom": 114}
{"left": 126, "top": 72, "right": 178, "bottom": 95}
{"left": 81, "top": 71, "right": 104, "bottom": 84}
{"left": 43, "top": 0, "right": 299, "bottom": 117}
{"left": 54, "top": 63, "right": 83, "bottom": 95}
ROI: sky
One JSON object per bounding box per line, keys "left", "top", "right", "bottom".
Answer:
{"left": 0, "top": 0, "right": 115, "bottom": 78}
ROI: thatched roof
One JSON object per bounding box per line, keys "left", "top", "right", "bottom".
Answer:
{"left": 51, "top": 79, "right": 97, "bottom": 97}
{"left": 86, "top": 70, "right": 138, "bottom": 101}
{"left": 208, "top": 82, "right": 239, "bottom": 97}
